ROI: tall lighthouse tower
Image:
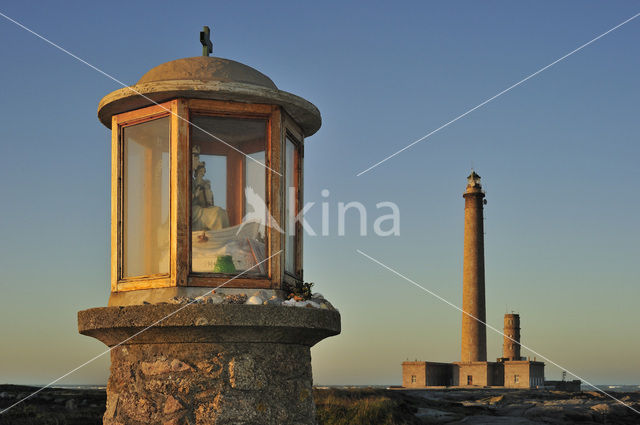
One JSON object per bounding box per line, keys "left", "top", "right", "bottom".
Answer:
{"left": 461, "top": 171, "right": 487, "bottom": 362}
{"left": 401, "top": 171, "right": 546, "bottom": 388}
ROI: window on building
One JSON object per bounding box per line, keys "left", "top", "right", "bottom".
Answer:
{"left": 411, "top": 375, "right": 416, "bottom": 383}
{"left": 122, "top": 117, "right": 171, "bottom": 278}
{"left": 189, "top": 115, "right": 268, "bottom": 275}
{"left": 284, "top": 136, "right": 300, "bottom": 275}
{"left": 514, "top": 375, "right": 520, "bottom": 384}
{"left": 467, "top": 375, "right": 473, "bottom": 385}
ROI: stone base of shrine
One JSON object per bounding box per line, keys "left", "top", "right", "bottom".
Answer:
{"left": 78, "top": 304, "right": 341, "bottom": 425}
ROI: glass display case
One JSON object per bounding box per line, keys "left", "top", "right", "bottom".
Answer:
{"left": 110, "top": 99, "right": 304, "bottom": 291}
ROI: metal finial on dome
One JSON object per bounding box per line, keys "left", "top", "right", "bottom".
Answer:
{"left": 200, "top": 26, "right": 213, "bottom": 57}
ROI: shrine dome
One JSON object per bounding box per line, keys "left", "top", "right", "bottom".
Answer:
{"left": 137, "top": 57, "right": 278, "bottom": 89}
{"left": 97, "top": 56, "right": 321, "bottom": 135}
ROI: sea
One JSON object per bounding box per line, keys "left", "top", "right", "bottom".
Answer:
{"left": 46, "top": 384, "right": 640, "bottom": 393}
{"left": 590, "top": 385, "right": 640, "bottom": 393}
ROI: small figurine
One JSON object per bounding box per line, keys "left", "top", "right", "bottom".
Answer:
{"left": 197, "top": 231, "right": 209, "bottom": 243}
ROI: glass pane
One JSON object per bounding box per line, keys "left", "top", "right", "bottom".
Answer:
{"left": 285, "top": 137, "right": 297, "bottom": 274}
{"left": 191, "top": 116, "right": 267, "bottom": 275}
{"left": 123, "top": 117, "right": 171, "bottom": 278}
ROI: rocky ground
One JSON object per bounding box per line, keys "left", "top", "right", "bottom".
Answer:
{"left": 394, "top": 387, "right": 640, "bottom": 424}
{"left": 1, "top": 385, "right": 639, "bottom": 424}
{"left": 0, "top": 384, "right": 105, "bottom": 424}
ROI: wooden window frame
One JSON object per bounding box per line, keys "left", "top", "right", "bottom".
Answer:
{"left": 185, "top": 99, "right": 281, "bottom": 289}
{"left": 282, "top": 112, "right": 304, "bottom": 285}
{"left": 111, "top": 101, "right": 177, "bottom": 292}
{"left": 111, "top": 99, "right": 289, "bottom": 292}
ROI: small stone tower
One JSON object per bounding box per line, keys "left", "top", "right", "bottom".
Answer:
{"left": 503, "top": 313, "right": 521, "bottom": 361}
{"left": 461, "top": 171, "right": 487, "bottom": 362}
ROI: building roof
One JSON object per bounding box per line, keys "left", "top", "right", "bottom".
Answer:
{"left": 97, "top": 56, "right": 321, "bottom": 136}
{"left": 136, "top": 57, "right": 278, "bottom": 89}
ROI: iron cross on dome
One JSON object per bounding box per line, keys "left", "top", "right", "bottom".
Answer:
{"left": 200, "top": 26, "right": 213, "bottom": 57}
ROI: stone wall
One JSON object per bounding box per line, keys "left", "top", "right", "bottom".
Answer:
{"left": 401, "top": 362, "right": 427, "bottom": 388}
{"left": 504, "top": 361, "right": 544, "bottom": 389}
{"left": 401, "top": 362, "right": 456, "bottom": 387}
{"left": 78, "top": 303, "right": 340, "bottom": 425}
{"left": 104, "top": 342, "right": 314, "bottom": 425}
{"left": 455, "top": 362, "right": 490, "bottom": 387}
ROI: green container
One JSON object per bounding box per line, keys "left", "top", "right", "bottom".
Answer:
{"left": 213, "top": 255, "right": 236, "bottom": 274}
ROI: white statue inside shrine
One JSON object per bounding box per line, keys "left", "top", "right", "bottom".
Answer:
{"left": 191, "top": 146, "right": 230, "bottom": 231}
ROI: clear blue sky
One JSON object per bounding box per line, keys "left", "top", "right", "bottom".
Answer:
{"left": 0, "top": 1, "right": 638, "bottom": 386}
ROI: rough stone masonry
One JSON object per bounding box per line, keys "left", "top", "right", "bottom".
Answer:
{"left": 79, "top": 303, "right": 340, "bottom": 425}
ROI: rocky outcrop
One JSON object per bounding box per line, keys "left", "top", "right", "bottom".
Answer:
{"left": 403, "top": 388, "right": 640, "bottom": 424}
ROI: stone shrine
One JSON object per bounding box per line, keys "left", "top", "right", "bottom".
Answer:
{"left": 79, "top": 28, "right": 340, "bottom": 424}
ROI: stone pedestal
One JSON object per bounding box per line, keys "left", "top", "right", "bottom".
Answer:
{"left": 78, "top": 304, "right": 340, "bottom": 425}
